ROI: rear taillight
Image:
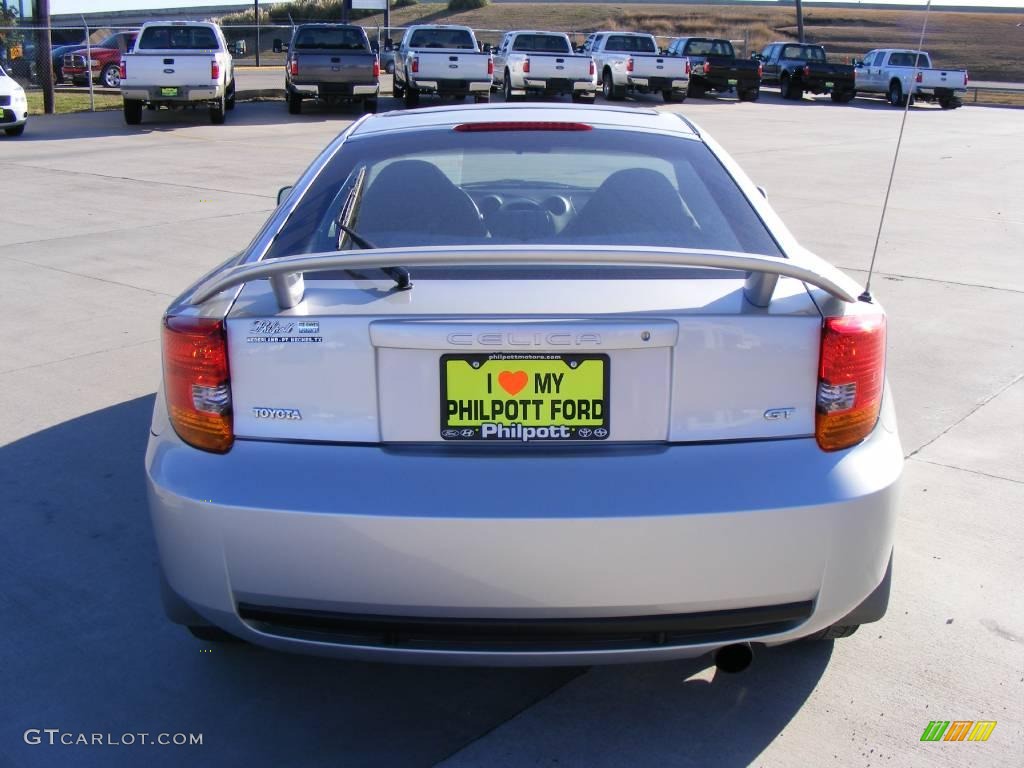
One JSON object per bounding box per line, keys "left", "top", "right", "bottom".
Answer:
{"left": 757, "top": 63, "right": 763, "bottom": 78}
{"left": 487, "top": 56, "right": 494, "bottom": 76}
{"left": 522, "top": 57, "right": 530, "bottom": 74}
{"left": 915, "top": 71, "right": 922, "bottom": 83}
{"left": 119, "top": 60, "right": 126, "bottom": 80}
{"left": 411, "top": 56, "right": 419, "bottom": 74}
{"left": 803, "top": 64, "right": 810, "bottom": 79}
{"left": 685, "top": 59, "right": 691, "bottom": 75}
{"left": 626, "top": 57, "right": 634, "bottom": 73}
{"left": 373, "top": 57, "right": 380, "bottom": 78}
{"left": 211, "top": 60, "right": 220, "bottom": 80}
{"left": 289, "top": 58, "right": 299, "bottom": 77}
{"left": 589, "top": 59, "right": 595, "bottom": 76}
{"left": 163, "top": 316, "right": 233, "bottom": 453}
{"left": 816, "top": 314, "right": 886, "bottom": 452}
{"left": 965, "top": 70, "right": 969, "bottom": 85}
{"left": 703, "top": 61, "right": 711, "bottom": 75}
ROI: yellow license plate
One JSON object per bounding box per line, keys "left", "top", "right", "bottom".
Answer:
{"left": 161, "top": 87, "right": 179, "bottom": 97}
{"left": 441, "top": 353, "right": 609, "bottom": 442}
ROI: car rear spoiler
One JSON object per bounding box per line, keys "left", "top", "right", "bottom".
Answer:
{"left": 186, "top": 246, "right": 862, "bottom": 309}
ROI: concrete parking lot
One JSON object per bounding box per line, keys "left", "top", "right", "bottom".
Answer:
{"left": 1, "top": 93, "right": 1021, "bottom": 767}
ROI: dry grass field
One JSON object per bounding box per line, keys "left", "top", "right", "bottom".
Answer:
{"left": 345, "top": 3, "right": 1023, "bottom": 82}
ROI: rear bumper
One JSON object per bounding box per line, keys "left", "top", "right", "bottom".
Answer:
{"left": 523, "top": 78, "right": 597, "bottom": 94}
{"left": 147, "top": 413, "right": 902, "bottom": 665}
{"left": 290, "top": 82, "right": 379, "bottom": 98}
{"left": 628, "top": 76, "right": 688, "bottom": 91}
{"left": 410, "top": 79, "right": 491, "bottom": 94}
{"left": 122, "top": 85, "right": 222, "bottom": 102}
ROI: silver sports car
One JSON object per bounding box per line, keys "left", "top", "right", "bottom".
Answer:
{"left": 146, "top": 104, "right": 901, "bottom": 668}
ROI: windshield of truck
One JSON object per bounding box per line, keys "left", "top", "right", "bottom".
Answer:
{"left": 294, "top": 27, "right": 367, "bottom": 51}
{"left": 605, "top": 35, "right": 656, "bottom": 54}
{"left": 138, "top": 26, "right": 218, "bottom": 50}
{"left": 512, "top": 34, "right": 571, "bottom": 54}
{"left": 408, "top": 29, "right": 475, "bottom": 50}
{"left": 781, "top": 45, "right": 826, "bottom": 62}
{"left": 265, "top": 127, "right": 782, "bottom": 258}
{"left": 683, "top": 39, "right": 734, "bottom": 57}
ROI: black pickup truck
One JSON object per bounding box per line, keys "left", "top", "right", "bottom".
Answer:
{"left": 755, "top": 42, "right": 856, "bottom": 102}
{"left": 664, "top": 37, "right": 761, "bottom": 101}
{"left": 285, "top": 24, "right": 380, "bottom": 114}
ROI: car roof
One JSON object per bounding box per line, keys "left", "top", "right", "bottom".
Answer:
{"left": 352, "top": 103, "right": 700, "bottom": 139}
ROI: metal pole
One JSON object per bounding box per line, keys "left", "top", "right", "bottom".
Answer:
{"left": 34, "top": 0, "right": 54, "bottom": 113}
{"left": 384, "top": 0, "right": 391, "bottom": 39}
{"left": 795, "top": 0, "right": 805, "bottom": 44}
{"left": 254, "top": 0, "right": 260, "bottom": 67}
{"left": 81, "top": 15, "right": 93, "bottom": 111}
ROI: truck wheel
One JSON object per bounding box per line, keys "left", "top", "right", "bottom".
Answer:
{"left": 123, "top": 99, "right": 143, "bottom": 125}
{"left": 474, "top": 93, "right": 490, "bottom": 104}
{"left": 939, "top": 95, "right": 962, "bottom": 110}
{"left": 571, "top": 92, "right": 596, "bottom": 103}
{"left": 661, "top": 89, "right": 680, "bottom": 103}
{"left": 502, "top": 73, "right": 516, "bottom": 102}
{"left": 782, "top": 74, "right": 801, "bottom": 100}
{"left": 888, "top": 80, "right": 906, "bottom": 107}
{"left": 602, "top": 70, "right": 622, "bottom": 101}
{"left": 363, "top": 98, "right": 378, "bottom": 114}
{"left": 802, "top": 624, "right": 860, "bottom": 642}
{"left": 404, "top": 86, "right": 419, "bottom": 108}
{"left": 209, "top": 94, "right": 226, "bottom": 125}
{"left": 738, "top": 87, "right": 760, "bottom": 102}
{"left": 4, "top": 123, "right": 25, "bottom": 137}
{"left": 225, "top": 80, "right": 236, "bottom": 111}
{"left": 287, "top": 91, "right": 302, "bottom": 115}
{"left": 687, "top": 79, "right": 706, "bottom": 99}
{"left": 832, "top": 88, "right": 856, "bottom": 104}
{"left": 101, "top": 63, "right": 120, "bottom": 89}
{"left": 392, "top": 78, "right": 404, "bottom": 98}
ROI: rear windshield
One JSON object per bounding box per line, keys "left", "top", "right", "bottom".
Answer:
{"left": 512, "top": 34, "right": 571, "bottom": 54}
{"left": 781, "top": 45, "right": 826, "bottom": 62}
{"left": 408, "top": 28, "right": 475, "bottom": 50}
{"left": 266, "top": 127, "right": 781, "bottom": 259}
{"left": 683, "top": 39, "right": 735, "bottom": 57}
{"left": 294, "top": 27, "right": 367, "bottom": 51}
{"left": 888, "top": 51, "right": 930, "bottom": 67}
{"left": 605, "top": 35, "right": 657, "bottom": 54}
{"left": 138, "top": 26, "right": 218, "bottom": 50}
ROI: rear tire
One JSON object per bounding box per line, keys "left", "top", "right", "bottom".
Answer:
{"left": 225, "top": 80, "right": 236, "bottom": 110}
{"left": 404, "top": 85, "right": 419, "bottom": 108}
{"left": 939, "top": 94, "right": 961, "bottom": 110}
{"left": 783, "top": 74, "right": 802, "bottom": 100}
{"left": 804, "top": 624, "right": 860, "bottom": 642}
{"left": 571, "top": 92, "right": 596, "bottom": 103}
{"left": 123, "top": 99, "right": 143, "bottom": 125}
{"left": 287, "top": 91, "right": 302, "bottom": 114}
{"left": 474, "top": 93, "right": 490, "bottom": 104}
{"left": 209, "top": 94, "right": 226, "bottom": 124}
{"left": 363, "top": 97, "right": 378, "bottom": 113}
{"left": 4, "top": 123, "right": 25, "bottom": 136}
{"left": 888, "top": 79, "right": 906, "bottom": 107}
{"left": 503, "top": 72, "right": 515, "bottom": 102}
{"left": 602, "top": 69, "right": 623, "bottom": 101}
{"left": 687, "top": 79, "right": 706, "bottom": 99}
{"left": 101, "top": 63, "right": 120, "bottom": 89}
{"left": 661, "top": 89, "right": 680, "bottom": 103}
{"left": 738, "top": 87, "right": 760, "bottom": 102}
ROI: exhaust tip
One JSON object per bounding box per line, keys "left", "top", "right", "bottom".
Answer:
{"left": 713, "top": 642, "right": 753, "bottom": 674}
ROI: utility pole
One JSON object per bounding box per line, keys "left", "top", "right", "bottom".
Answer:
{"left": 253, "top": 0, "right": 260, "bottom": 66}
{"left": 341, "top": 0, "right": 351, "bottom": 24}
{"left": 795, "top": 0, "right": 805, "bottom": 44}
{"left": 32, "top": 0, "right": 54, "bottom": 113}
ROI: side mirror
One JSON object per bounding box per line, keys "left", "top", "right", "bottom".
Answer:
{"left": 756, "top": 186, "right": 768, "bottom": 200}
{"left": 482, "top": 43, "right": 492, "bottom": 54}
{"left": 852, "top": 59, "right": 862, "bottom": 67}
{"left": 751, "top": 53, "right": 762, "bottom": 61}
{"left": 277, "top": 186, "right": 293, "bottom": 206}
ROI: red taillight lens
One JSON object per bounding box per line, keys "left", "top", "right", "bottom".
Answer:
{"left": 915, "top": 71, "right": 922, "bottom": 83}
{"left": 211, "top": 60, "right": 220, "bottom": 80}
{"left": 412, "top": 56, "right": 419, "bottom": 74}
{"left": 589, "top": 59, "right": 595, "bottom": 76}
{"left": 757, "top": 63, "right": 763, "bottom": 78}
{"left": 290, "top": 58, "right": 299, "bottom": 76}
{"left": 163, "top": 316, "right": 233, "bottom": 453}
{"left": 119, "top": 60, "right": 126, "bottom": 80}
{"left": 454, "top": 121, "right": 593, "bottom": 132}
{"left": 703, "top": 61, "right": 711, "bottom": 75}
{"left": 803, "top": 65, "right": 810, "bottom": 78}
{"left": 373, "top": 57, "right": 380, "bottom": 78}
{"left": 816, "top": 314, "right": 886, "bottom": 452}
{"left": 488, "top": 56, "right": 494, "bottom": 75}
{"left": 522, "top": 57, "right": 530, "bottom": 74}
{"left": 626, "top": 57, "right": 634, "bottom": 73}
{"left": 685, "top": 59, "right": 691, "bottom": 75}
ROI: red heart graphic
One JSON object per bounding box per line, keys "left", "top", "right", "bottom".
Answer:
{"left": 498, "top": 370, "right": 528, "bottom": 397}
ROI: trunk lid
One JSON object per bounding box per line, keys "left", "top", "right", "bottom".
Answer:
{"left": 225, "top": 273, "right": 822, "bottom": 445}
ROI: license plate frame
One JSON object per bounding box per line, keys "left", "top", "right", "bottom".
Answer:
{"left": 440, "top": 352, "right": 610, "bottom": 442}
{"left": 160, "top": 86, "right": 179, "bottom": 97}
{"left": 728, "top": 78, "right": 738, "bottom": 85}
{"left": 825, "top": 81, "right": 834, "bottom": 88}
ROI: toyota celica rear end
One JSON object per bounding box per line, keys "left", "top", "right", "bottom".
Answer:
{"left": 145, "top": 104, "right": 902, "bottom": 666}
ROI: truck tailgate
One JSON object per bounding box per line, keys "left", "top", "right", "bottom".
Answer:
{"left": 415, "top": 51, "right": 490, "bottom": 80}
{"left": 631, "top": 55, "right": 686, "bottom": 80}
{"left": 123, "top": 52, "right": 216, "bottom": 86}
{"left": 291, "top": 51, "right": 375, "bottom": 84}
{"left": 920, "top": 69, "right": 966, "bottom": 89}
{"left": 525, "top": 54, "right": 591, "bottom": 80}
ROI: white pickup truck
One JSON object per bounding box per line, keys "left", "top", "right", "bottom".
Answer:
{"left": 492, "top": 30, "right": 596, "bottom": 103}
{"left": 854, "top": 48, "right": 967, "bottom": 109}
{"left": 393, "top": 25, "right": 493, "bottom": 108}
{"left": 120, "top": 21, "right": 236, "bottom": 125}
{"left": 582, "top": 31, "right": 689, "bottom": 103}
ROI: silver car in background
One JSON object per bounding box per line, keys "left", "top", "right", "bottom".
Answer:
{"left": 146, "top": 104, "right": 901, "bottom": 667}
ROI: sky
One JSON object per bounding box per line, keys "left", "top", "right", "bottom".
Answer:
{"left": 47, "top": 0, "right": 1024, "bottom": 17}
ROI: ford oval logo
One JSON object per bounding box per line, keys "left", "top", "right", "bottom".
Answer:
{"left": 163, "top": 68, "right": 174, "bottom": 74}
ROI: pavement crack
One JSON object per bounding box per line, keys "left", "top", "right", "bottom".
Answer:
{"left": 906, "top": 373, "right": 1024, "bottom": 459}
{"left": 0, "top": 337, "right": 160, "bottom": 376}
{"left": 0, "top": 253, "right": 176, "bottom": 298}
{"left": 908, "top": 456, "right": 1024, "bottom": 486}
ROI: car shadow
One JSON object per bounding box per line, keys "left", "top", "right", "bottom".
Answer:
{"left": 0, "top": 394, "right": 830, "bottom": 767}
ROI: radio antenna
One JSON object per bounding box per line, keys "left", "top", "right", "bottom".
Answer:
{"left": 861, "top": 0, "right": 933, "bottom": 303}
